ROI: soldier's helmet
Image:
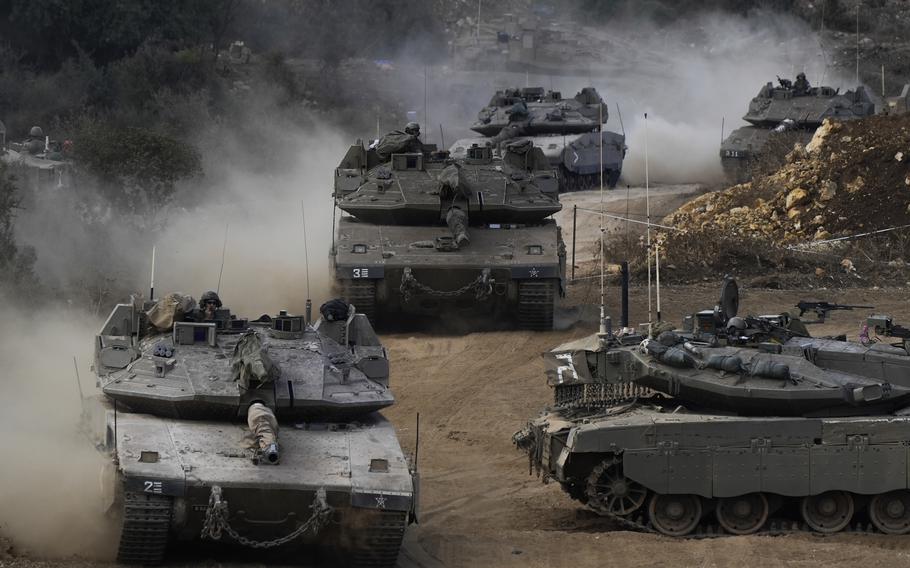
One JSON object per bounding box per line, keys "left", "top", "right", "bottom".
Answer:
{"left": 797, "top": 72, "right": 806, "bottom": 80}
{"left": 199, "top": 290, "right": 223, "bottom": 309}
{"left": 726, "top": 316, "right": 747, "bottom": 332}
{"left": 29, "top": 126, "right": 44, "bottom": 138}
{"left": 404, "top": 122, "right": 420, "bottom": 136}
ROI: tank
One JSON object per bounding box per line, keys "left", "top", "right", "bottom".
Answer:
{"left": 516, "top": 281, "right": 910, "bottom": 537}
{"left": 333, "top": 135, "right": 566, "bottom": 330}
{"left": 85, "top": 294, "right": 417, "bottom": 566}
{"left": 452, "top": 87, "right": 626, "bottom": 191}
{"left": 720, "top": 77, "right": 875, "bottom": 183}
{"left": 0, "top": 123, "right": 71, "bottom": 194}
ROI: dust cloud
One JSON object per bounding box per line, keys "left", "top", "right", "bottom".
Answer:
{"left": 0, "top": 309, "right": 116, "bottom": 559}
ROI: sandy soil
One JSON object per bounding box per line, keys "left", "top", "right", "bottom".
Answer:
{"left": 5, "top": 283, "right": 910, "bottom": 568}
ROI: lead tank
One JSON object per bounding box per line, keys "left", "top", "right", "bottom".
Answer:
{"left": 720, "top": 76, "right": 875, "bottom": 183}
{"left": 517, "top": 286, "right": 910, "bottom": 536}
{"left": 333, "top": 134, "right": 565, "bottom": 330}
{"left": 86, "top": 294, "right": 417, "bottom": 566}
{"left": 451, "top": 87, "right": 626, "bottom": 191}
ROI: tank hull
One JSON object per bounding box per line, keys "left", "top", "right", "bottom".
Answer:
{"left": 522, "top": 403, "right": 910, "bottom": 535}
{"left": 450, "top": 131, "right": 626, "bottom": 192}
{"left": 333, "top": 217, "right": 565, "bottom": 329}
{"left": 89, "top": 397, "right": 416, "bottom": 566}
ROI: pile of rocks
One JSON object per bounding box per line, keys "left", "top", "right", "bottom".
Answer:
{"left": 665, "top": 114, "right": 910, "bottom": 245}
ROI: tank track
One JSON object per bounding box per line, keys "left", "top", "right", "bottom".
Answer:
{"left": 349, "top": 510, "right": 408, "bottom": 568}
{"left": 579, "top": 458, "right": 904, "bottom": 539}
{"left": 517, "top": 279, "right": 556, "bottom": 330}
{"left": 343, "top": 280, "right": 377, "bottom": 324}
{"left": 116, "top": 492, "right": 173, "bottom": 564}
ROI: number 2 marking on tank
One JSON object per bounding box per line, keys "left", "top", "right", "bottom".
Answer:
{"left": 143, "top": 480, "right": 164, "bottom": 494}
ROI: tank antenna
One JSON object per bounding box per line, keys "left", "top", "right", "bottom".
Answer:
{"left": 301, "top": 201, "right": 312, "bottom": 324}
{"left": 113, "top": 399, "right": 119, "bottom": 466}
{"left": 72, "top": 356, "right": 86, "bottom": 417}
{"left": 216, "top": 222, "right": 229, "bottom": 295}
{"left": 855, "top": 3, "right": 860, "bottom": 85}
{"left": 615, "top": 102, "right": 625, "bottom": 136}
{"left": 598, "top": 102, "right": 609, "bottom": 338}
{"left": 720, "top": 116, "right": 725, "bottom": 145}
{"left": 655, "top": 240, "right": 662, "bottom": 322}
{"left": 645, "top": 112, "right": 652, "bottom": 337}
{"left": 149, "top": 245, "right": 156, "bottom": 302}
{"left": 414, "top": 412, "right": 420, "bottom": 471}
{"left": 439, "top": 123, "right": 445, "bottom": 150}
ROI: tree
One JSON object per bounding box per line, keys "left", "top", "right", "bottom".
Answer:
{"left": 0, "top": 162, "right": 39, "bottom": 301}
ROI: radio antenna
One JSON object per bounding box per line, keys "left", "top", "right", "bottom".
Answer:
{"left": 301, "top": 201, "right": 312, "bottom": 324}
{"left": 598, "top": 102, "right": 608, "bottom": 338}
{"left": 645, "top": 112, "right": 652, "bottom": 336}
{"left": 216, "top": 223, "right": 229, "bottom": 295}
{"left": 615, "top": 102, "right": 625, "bottom": 136}
{"left": 149, "top": 245, "right": 156, "bottom": 301}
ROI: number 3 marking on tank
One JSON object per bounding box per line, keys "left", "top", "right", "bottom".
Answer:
{"left": 352, "top": 268, "right": 369, "bottom": 278}
{"left": 143, "top": 480, "right": 163, "bottom": 494}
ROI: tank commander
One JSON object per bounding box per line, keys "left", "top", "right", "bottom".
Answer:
{"left": 374, "top": 122, "right": 424, "bottom": 160}
{"left": 794, "top": 72, "right": 811, "bottom": 95}
{"left": 192, "top": 290, "right": 223, "bottom": 321}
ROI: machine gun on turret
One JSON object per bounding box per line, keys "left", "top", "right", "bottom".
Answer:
{"left": 796, "top": 301, "right": 874, "bottom": 324}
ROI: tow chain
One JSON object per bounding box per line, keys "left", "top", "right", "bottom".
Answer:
{"left": 399, "top": 266, "right": 493, "bottom": 302}
{"left": 201, "top": 485, "right": 332, "bottom": 548}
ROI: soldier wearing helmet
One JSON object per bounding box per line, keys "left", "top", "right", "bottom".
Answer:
{"left": 196, "top": 290, "right": 223, "bottom": 321}
{"left": 794, "top": 72, "right": 811, "bottom": 95}
{"left": 404, "top": 122, "right": 420, "bottom": 137}
{"left": 26, "top": 125, "right": 45, "bottom": 155}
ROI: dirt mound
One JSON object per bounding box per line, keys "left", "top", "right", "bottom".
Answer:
{"left": 666, "top": 114, "right": 910, "bottom": 244}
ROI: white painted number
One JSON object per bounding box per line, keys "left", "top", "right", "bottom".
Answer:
{"left": 352, "top": 268, "right": 370, "bottom": 278}
{"left": 143, "top": 480, "right": 163, "bottom": 494}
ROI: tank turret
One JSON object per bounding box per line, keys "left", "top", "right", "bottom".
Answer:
{"left": 720, "top": 76, "right": 876, "bottom": 182}
{"left": 333, "top": 131, "right": 566, "bottom": 330}
{"left": 454, "top": 86, "right": 626, "bottom": 191}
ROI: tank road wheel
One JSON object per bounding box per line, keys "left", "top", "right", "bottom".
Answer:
{"left": 350, "top": 510, "right": 408, "bottom": 568}
{"left": 869, "top": 490, "right": 910, "bottom": 534}
{"left": 517, "top": 280, "right": 555, "bottom": 330}
{"left": 585, "top": 457, "right": 648, "bottom": 517}
{"left": 715, "top": 493, "right": 769, "bottom": 535}
{"left": 116, "top": 492, "right": 173, "bottom": 565}
{"left": 800, "top": 491, "right": 854, "bottom": 533}
{"left": 343, "top": 280, "right": 377, "bottom": 324}
{"left": 648, "top": 494, "right": 702, "bottom": 536}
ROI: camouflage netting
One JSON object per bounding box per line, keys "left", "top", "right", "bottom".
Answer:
{"left": 375, "top": 131, "right": 419, "bottom": 160}
{"left": 232, "top": 332, "right": 279, "bottom": 388}
{"left": 665, "top": 114, "right": 910, "bottom": 244}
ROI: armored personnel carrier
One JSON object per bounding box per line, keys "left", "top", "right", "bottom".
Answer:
{"left": 450, "top": 87, "right": 626, "bottom": 191}
{"left": 86, "top": 294, "right": 417, "bottom": 566}
{"left": 333, "top": 133, "right": 565, "bottom": 330}
{"left": 517, "top": 283, "right": 910, "bottom": 536}
{"left": 720, "top": 76, "right": 875, "bottom": 183}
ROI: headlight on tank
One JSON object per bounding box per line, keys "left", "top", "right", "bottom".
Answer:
{"left": 527, "top": 245, "right": 543, "bottom": 255}
{"left": 352, "top": 244, "right": 367, "bottom": 254}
